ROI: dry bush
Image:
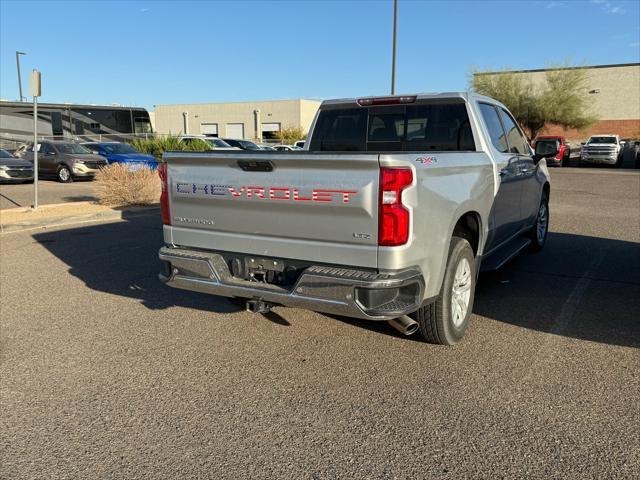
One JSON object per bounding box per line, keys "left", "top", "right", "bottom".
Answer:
{"left": 95, "top": 163, "right": 160, "bottom": 206}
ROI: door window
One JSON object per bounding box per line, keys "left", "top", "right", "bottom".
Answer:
{"left": 479, "top": 103, "right": 508, "bottom": 153}
{"left": 498, "top": 108, "right": 529, "bottom": 154}
{"left": 41, "top": 143, "right": 55, "bottom": 155}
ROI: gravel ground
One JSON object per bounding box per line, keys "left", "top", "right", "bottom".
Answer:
{"left": 1, "top": 168, "right": 638, "bottom": 479}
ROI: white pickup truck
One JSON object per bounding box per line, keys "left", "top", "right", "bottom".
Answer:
{"left": 158, "top": 93, "right": 552, "bottom": 345}
{"left": 580, "top": 134, "right": 624, "bottom": 166}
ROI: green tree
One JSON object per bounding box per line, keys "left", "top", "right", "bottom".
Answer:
{"left": 471, "top": 64, "right": 597, "bottom": 139}
{"left": 273, "top": 126, "right": 306, "bottom": 145}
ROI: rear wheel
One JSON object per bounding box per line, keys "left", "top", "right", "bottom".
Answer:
{"left": 528, "top": 191, "right": 549, "bottom": 252}
{"left": 412, "top": 236, "right": 475, "bottom": 345}
{"left": 57, "top": 165, "right": 72, "bottom": 183}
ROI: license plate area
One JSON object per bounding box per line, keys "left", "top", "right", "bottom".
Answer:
{"left": 226, "top": 255, "right": 301, "bottom": 287}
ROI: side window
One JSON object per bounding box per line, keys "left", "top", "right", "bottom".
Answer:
{"left": 498, "top": 108, "right": 528, "bottom": 155}
{"left": 479, "top": 103, "right": 508, "bottom": 154}
{"left": 41, "top": 143, "right": 55, "bottom": 155}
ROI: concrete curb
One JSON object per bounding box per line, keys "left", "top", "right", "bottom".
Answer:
{"left": 0, "top": 205, "right": 159, "bottom": 234}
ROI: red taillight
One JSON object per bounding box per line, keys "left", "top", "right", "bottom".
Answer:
{"left": 357, "top": 95, "right": 416, "bottom": 106}
{"left": 158, "top": 163, "right": 171, "bottom": 225}
{"left": 379, "top": 167, "right": 412, "bottom": 246}
{"left": 555, "top": 144, "right": 566, "bottom": 160}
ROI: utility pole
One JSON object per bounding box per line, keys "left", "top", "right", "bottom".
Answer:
{"left": 391, "top": 0, "right": 398, "bottom": 95}
{"left": 16, "top": 51, "right": 27, "bottom": 101}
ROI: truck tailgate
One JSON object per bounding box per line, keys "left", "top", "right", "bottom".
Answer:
{"left": 164, "top": 152, "right": 380, "bottom": 268}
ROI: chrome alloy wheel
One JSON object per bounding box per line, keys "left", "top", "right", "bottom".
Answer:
{"left": 451, "top": 257, "right": 472, "bottom": 327}
{"left": 537, "top": 202, "right": 548, "bottom": 244}
{"left": 59, "top": 167, "right": 70, "bottom": 182}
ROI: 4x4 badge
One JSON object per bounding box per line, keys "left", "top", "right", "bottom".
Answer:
{"left": 416, "top": 155, "right": 437, "bottom": 165}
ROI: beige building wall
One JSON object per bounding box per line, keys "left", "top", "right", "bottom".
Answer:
{"left": 153, "top": 99, "right": 321, "bottom": 140}
{"left": 508, "top": 63, "right": 640, "bottom": 120}
{"left": 476, "top": 63, "right": 640, "bottom": 139}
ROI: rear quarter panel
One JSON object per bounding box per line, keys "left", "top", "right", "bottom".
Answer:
{"left": 378, "top": 152, "right": 494, "bottom": 299}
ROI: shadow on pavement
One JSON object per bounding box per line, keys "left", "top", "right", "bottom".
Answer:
{"left": 34, "top": 214, "right": 640, "bottom": 347}
{"left": 62, "top": 195, "right": 98, "bottom": 202}
{"left": 0, "top": 192, "right": 22, "bottom": 207}
{"left": 33, "top": 211, "right": 240, "bottom": 315}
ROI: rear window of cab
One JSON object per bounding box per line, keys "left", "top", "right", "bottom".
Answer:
{"left": 309, "top": 101, "right": 475, "bottom": 152}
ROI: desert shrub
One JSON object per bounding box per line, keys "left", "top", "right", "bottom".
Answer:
{"left": 95, "top": 163, "right": 160, "bottom": 206}
{"left": 273, "top": 126, "right": 306, "bottom": 145}
{"left": 129, "top": 135, "right": 212, "bottom": 158}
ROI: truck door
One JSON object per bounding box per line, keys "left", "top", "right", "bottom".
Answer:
{"left": 478, "top": 103, "right": 523, "bottom": 250}
{"left": 497, "top": 108, "right": 539, "bottom": 225}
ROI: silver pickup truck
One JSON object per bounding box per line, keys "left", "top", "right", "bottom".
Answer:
{"left": 158, "top": 93, "right": 552, "bottom": 345}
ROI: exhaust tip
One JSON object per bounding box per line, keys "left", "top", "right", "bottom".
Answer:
{"left": 387, "top": 315, "right": 419, "bottom": 336}
{"left": 405, "top": 323, "right": 419, "bottom": 335}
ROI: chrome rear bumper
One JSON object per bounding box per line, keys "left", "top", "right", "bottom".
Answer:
{"left": 159, "top": 246, "right": 424, "bottom": 320}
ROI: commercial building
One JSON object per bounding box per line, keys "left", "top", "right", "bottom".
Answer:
{"left": 153, "top": 99, "right": 321, "bottom": 141}
{"left": 474, "top": 63, "right": 640, "bottom": 139}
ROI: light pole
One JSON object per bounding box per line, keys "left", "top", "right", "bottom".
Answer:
{"left": 16, "top": 51, "right": 27, "bottom": 101}
{"left": 391, "top": 0, "right": 397, "bottom": 95}
{"left": 30, "top": 70, "right": 41, "bottom": 209}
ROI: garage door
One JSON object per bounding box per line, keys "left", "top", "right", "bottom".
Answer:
{"left": 201, "top": 123, "right": 218, "bottom": 136}
{"left": 226, "top": 123, "right": 244, "bottom": 139}
{"left": 262, "top": 123, "right": 280, "bottom": 133}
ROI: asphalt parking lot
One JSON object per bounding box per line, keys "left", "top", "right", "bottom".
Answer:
{"left": 0, "top": 179, "right": 98, "bottom": 209}
{"left": 1, "top": 168, "right": 639, "bottom": 479}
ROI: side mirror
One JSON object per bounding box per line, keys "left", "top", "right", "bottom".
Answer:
{"left": 534, "top": 142, "right": 560, "bottom": 163}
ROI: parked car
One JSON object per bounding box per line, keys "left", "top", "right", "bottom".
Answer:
{"left": 259, "top": 145, "right": 276, "bottom": 151}
{"left": 83, "top": 142, "right": 158, "bottom": 170}
{"left": 531, "top": 136, "right": 580, "bottom": 167}
{"left": 158, "top": 92, "right": 551, "bottom": 345}
{"left": 294, "top": 140, "right": 306, "bottom": 149}
{"left": 220, "top": 138, "right": 262, "bottom": 150}
{"left": 580, "top": 134, "right": 624, "bottom": 167}
{"left": 0, "top": 148, "right": 33, "bottom": 183}
{"left": 273, "top": 145, "right": 303, "bottom": 151}
{"left": 178, "top": 135, "right": 240, "bottom": 151}
{"left": 17, "top": 141, "right": 106, "bottom": 182}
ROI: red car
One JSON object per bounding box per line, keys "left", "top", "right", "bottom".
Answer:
{"left": 531, "top": 136, "right": 578, "bottom": 167}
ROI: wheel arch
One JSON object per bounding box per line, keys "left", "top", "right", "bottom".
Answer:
{"left": 452, "top": 211, "right": 482, "bottom": 256}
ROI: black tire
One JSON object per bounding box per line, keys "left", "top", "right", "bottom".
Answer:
{"left": 527, "top": 190, "right": 549, "bottom": 252}
{"left": 57, "top": 165, "right": 73, "bottom": 183}
{"left": 412, "top": 236, "right": 475, "bottom": 345}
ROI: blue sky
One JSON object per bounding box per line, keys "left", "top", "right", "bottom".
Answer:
{"left": 1, "top": 0, "right": 638, "bottom": 110}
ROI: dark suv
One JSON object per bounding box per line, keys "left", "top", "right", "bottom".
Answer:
{"left": 17, "top": 141, "right": 106, "bottom": 182}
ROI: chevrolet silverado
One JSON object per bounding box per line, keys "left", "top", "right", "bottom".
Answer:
{"left": 158, "top": 93, "right": 552, "bottom": 345}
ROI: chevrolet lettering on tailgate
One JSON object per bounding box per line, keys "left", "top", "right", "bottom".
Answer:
{"left": 175, "top": 183, "right": 358, "bottom": 203}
